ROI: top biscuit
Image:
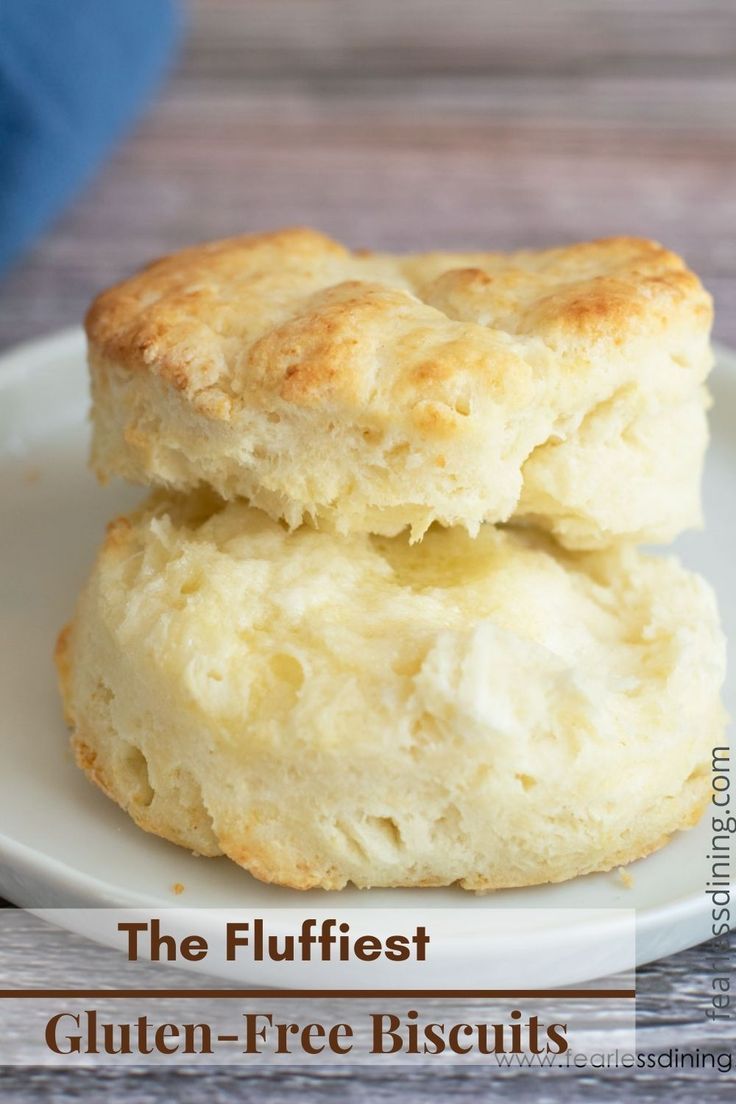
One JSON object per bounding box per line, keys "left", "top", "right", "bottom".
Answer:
{"left": 86, "top": 228, "right": 713, "bottom": 546}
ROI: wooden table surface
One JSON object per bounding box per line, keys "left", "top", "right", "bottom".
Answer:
{"left": 0, "top": 1, "right": 734, "bottom": 1099}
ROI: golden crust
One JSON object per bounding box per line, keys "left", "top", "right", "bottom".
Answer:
{"left": 86, "top": 228, "right": 710, "bottom": 413}
{"left": 85, "top": 229, "right": 714, "bottom": 544}
{"left": 53, "top": 623, "right": 74, "bottom": 726}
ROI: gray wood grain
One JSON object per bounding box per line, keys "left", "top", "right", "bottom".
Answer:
{"left": 0, "top": 0, "right": 734, "bottom": 1097}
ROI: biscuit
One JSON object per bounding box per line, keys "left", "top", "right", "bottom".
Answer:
{"left": 86, "top": 229, "right": 713, "bottom": 547}
{"left": 56, "top": 492, "right": 726, "bottom": 890}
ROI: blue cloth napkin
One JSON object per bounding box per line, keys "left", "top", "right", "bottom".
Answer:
{"left": 0, "top": 0, "right": 181, "bottom": 274}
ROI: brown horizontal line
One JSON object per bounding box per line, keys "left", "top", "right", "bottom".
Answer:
{"left": 0, "top": 989, "right": 635, "bottom": 1000}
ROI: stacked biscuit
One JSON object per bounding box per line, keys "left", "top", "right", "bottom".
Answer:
{"left": 56, "top": 229, "right": 726, "bottom": 891}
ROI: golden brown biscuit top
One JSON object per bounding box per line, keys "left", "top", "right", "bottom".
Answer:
{"left": 86, "top": 228, "right": 712, "bottom": 424}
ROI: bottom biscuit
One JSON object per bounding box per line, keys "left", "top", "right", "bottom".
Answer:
{"left": 56, "top": 492, "right": 726, "bottom": 891}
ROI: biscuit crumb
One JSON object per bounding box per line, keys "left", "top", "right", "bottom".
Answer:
{"left": 171, "top": 882, "right": 185, "bottom": 895}
{"left": 617, "top": 867, "right": 634, "bottom": 889}
{"left": 61, "top": 489, "right": 723, "bottom": 892}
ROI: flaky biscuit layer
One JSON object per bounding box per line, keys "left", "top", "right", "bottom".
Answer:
{"left": 87, "top": 229, "right": 712, "bottom": 545}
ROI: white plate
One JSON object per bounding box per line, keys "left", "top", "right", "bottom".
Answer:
{"left": 0, "top": 328, "right": 733, "bottom": 984}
